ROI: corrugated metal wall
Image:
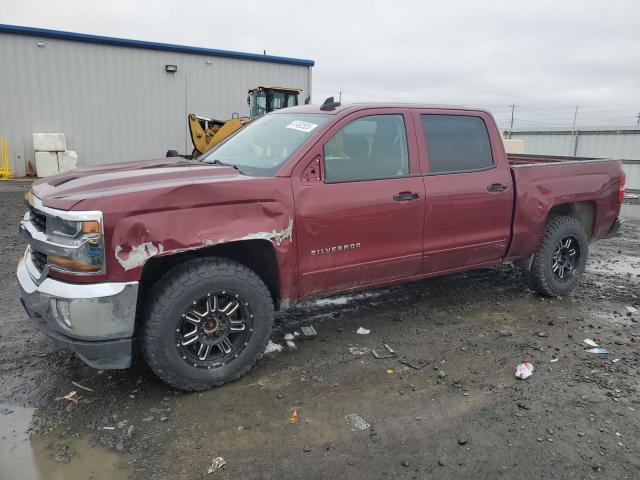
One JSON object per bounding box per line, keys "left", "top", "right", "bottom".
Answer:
{"left": 504, "top": 127, "right": 640, "bottom": 192}
{"left": 0, "top": 32, "right": 312, "bottom": 176}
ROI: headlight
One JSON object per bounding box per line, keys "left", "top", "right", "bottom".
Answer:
{"left": 46, "top": 217, "right": 105, "bottom": 274}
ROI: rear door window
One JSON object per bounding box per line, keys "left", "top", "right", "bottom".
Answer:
{"left": 420, "top": 115, "right": 493, "bottom": 174}
{"left": 324, "top": 114, "right": 409, "bottom": 182}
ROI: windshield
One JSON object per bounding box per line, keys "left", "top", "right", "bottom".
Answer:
{"left": 202, "top": 113, "right": 330, "bottom": 176}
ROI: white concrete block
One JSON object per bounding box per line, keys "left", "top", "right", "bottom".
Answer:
{"left": 35, "top": 151, "right": 59, "bottom": 177}
{"left": 503, "top": 139, "right": 525, "bottom": 154}
{"left": 57, "top": 150, "right": 78, "bottom": 172}
{"left": 33, "top": 133, "right": 66, "bottom": 152}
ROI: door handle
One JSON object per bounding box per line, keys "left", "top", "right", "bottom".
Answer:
{"left": 393, "top": 192, "right": 420, "bottom": 202}
{"left": 487, "top": 183, "right": 508, "bottom": 192}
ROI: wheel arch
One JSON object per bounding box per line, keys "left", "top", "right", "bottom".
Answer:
{"left": 137, "top": 240, "right": 281, "bottom": 312}
{"left": 547, "top": 201, "right": 596, "bottom": 239}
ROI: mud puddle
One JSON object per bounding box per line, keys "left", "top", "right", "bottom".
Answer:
{"left": 0, "top": 405, "right": 131, "bottom": 480}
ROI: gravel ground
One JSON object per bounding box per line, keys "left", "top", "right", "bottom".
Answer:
{"left": 1, "top": 181, "right": 639, "bottom": 479}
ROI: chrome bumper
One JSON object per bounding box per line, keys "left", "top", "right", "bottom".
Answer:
{"left": 17, "top": 250, "right": 138, "bottom": 369}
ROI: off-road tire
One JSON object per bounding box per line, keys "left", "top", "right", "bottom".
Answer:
{"left": 524, "top": 215, "right": 588, "bottom": 297}
{"left": 141, "top": 257, "right": 274, "bottom": 391}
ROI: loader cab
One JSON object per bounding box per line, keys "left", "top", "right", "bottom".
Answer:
{"left": 248, "top": 86, "right": 301, "bottom": 118}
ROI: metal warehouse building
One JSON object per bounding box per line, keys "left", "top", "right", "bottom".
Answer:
{"left": 503, "top": 126, "right": 640, "bottom": 193}
{"left": 0, "top": 24, "right": 314, "bottom": 177}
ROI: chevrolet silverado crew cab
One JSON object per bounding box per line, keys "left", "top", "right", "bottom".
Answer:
{"left": 18, "top": 102, "right": 625, "bottom": 391}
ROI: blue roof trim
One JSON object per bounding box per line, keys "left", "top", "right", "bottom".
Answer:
{"left": 0, "top": 24, "right": 315, "bottom": 67}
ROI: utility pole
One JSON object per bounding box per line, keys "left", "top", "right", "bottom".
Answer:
{"left": 571, "top": 106, "right": 579, "bottom": 130}
{"left": 510, "top": 104, "right": 515, "bottom": 129}
{"left": 571, "top": 106, "right": 579, "bottom": 156}
{"left": 636, "top": 112, "right": 640, "bottom": 125}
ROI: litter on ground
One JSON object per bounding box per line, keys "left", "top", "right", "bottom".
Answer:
{"left": 289, "top": 409, "right": 299, "bottom": 424}
{"left": 284, "top": 333, "right": 294, "bottom": 341}
{"left": 71, "top": 381, "right": 94, "bottom": 392}
{"left": 372, "top": 343, "right": 396, "bottom": 359}
{"left": 399, "top": 359, "right": 429, "bottom": 370}
{"left": 356, "top": 327, "right": 370, "bottom": 335}
{"left": 515, "top": 362, "right": 534, "bottom": 380}
{"left": 586, "top": 347, "right": 609, "bottom": 355}
{"left": 207, "top": 457, "right": 226, "bottom": 474}
{"left": 300, "top": 325, "right": 317, "bottom": 338}
{"left": 344, "top": 413, "right": 371, "bottom": 431}
{"left": 584, "top": 339, "right": 599, "bottom": 347}
{"left": 63, "top": 391, "right": 82, "bottom": 403}
{"left": 348, "top": 346, "right": 370, "bottom": 355}
{"left": 626, "top": 306, "right": 637, "bottom": 314}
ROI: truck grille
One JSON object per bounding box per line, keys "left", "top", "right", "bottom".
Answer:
{"left": 31, "top": 251, "right": 47, "bottom": 271}
{"left": 27, "top": 205, "right": 47, "bottom": 231}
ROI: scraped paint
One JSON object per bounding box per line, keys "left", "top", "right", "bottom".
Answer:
{"left": 233, "top": 218, "right": 294, "bottom": 246}
{"left": 114, "top": 242, "right": 164, "bottom": 271}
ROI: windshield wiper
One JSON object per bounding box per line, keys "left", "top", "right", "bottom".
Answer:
{"left": 207, "top": 159, "right": 238, "bottom": 170}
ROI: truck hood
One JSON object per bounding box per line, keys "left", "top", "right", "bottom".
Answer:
{"left": 31, "top": 158, "right": 244, "bottom": 210}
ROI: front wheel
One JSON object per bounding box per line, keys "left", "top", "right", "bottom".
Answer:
{"left": 141, "top": 258, "right": 274, "bottom": 391}
{"left": 524, "top": 216, "right": 589, "bottom": 297}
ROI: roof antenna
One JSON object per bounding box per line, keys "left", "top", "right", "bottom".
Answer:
{"left": 320, "top": 96, "right": 341, "bottom": 111}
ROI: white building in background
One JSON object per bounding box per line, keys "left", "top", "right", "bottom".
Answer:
{"left": 504, "top": 126, "right": 640, "bottom": 192}
{"left": 0, "top": 24, "right": 314, "bottom": 177}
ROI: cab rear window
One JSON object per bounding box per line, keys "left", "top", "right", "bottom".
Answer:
{"left": 420, "top": 115, "right": 493, "bottom": 174}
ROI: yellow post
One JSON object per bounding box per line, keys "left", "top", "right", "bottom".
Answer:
{"left": 0, "top": 137, "right": 16, "bottom": 179}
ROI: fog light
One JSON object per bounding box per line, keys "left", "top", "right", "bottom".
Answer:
{"left": 52, "top": 299, "right": 73, "bottom": 329}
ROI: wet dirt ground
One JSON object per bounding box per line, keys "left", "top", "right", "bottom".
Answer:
{"left": 1, "top": 180, "right": 639, "bottom": 479}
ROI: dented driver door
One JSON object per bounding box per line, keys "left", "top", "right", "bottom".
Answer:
{"left": 292, "top": 109, "right": 425, "bottom": 298}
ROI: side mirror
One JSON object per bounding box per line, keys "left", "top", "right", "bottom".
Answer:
{"left": 304, "top": 96, "right": 311, "bottom": 105}
{"left": 166, "top": 149, "right": 180, "bottom": 157}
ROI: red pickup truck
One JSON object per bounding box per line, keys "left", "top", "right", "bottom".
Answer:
{"left": 18, "top": 102, "right": 625, "bottom": 390}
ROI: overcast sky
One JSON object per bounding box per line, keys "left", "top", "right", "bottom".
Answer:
{"left": 3, "top": 0, "right": 639, "bottom": 128}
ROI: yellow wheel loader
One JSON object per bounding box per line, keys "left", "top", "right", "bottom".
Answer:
{"left": 188, "top": 86, "right": 303, "bottom": 156}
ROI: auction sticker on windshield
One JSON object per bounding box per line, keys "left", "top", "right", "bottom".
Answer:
{"left": 286, "top": 120, "right": 319, "bottom": 133}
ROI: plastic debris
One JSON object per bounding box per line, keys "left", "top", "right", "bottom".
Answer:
{"left": 63, "top": 391, "right": 82, "bottom": 403}
{"left": 284, "top": 333, "right": 294, "bottom": 341}
{"left": 71, "top": 381, "right": 94, "bottom": 392}
{"left": 344, "top": 413, "right": 371, "bottom": 431}
{"left": 289, "top": 409, "right": 299, "bottom": 424}
{"left": 584, "top": 339, "right": 599, "bottom": 347}
{"left": 626, "top": 306, "right": 637, "bottom": 314}
{"left": 386, "top": 368, "right": 394, "bottom": 374}
{"left": 372, "top": 343, "right": 396, "bottom": 359}
{"left": 612, "top": 358, "right": 620, "bottom": 363}
{"left": 399, "top": 359, "right": 428, "bottom": 370}
{"left": 264, "top": 340, "right": 283, "bottom": 354}
{"left": 356, "top": 327, "right": 370, "bottom": 335}
{"left": 550, "top": 358, "right": 559, "bottom": 363}
{"left": 207, "top": 457, "right": 226, "bottom": 474}
{"left": 586, "top": 347, "right": 608, "bottom": 355}
{"left": 348, "top": 346, "right": 370, "bottom": 355}
{"left": 286, "top": 340, "right": 296, "bottom": 349}
{"left": 300, "top": 325, "right": 317, "bottom": 338}
{"left": 515, "top": 362, "right": 534, "bottom": 380}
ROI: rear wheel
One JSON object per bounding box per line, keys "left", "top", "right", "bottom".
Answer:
{"left": 524, "top": 216, "right": 588, "bottom": 297}
{"left": 141, "top": 258, "right": 274, "bottom": 391}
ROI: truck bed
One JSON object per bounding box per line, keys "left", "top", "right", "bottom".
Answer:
{"left": 507, "top": 152, "right": 609, "bottom": 166}
{"left": 506, "top": 153, "right": 622, "bottom": 260}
